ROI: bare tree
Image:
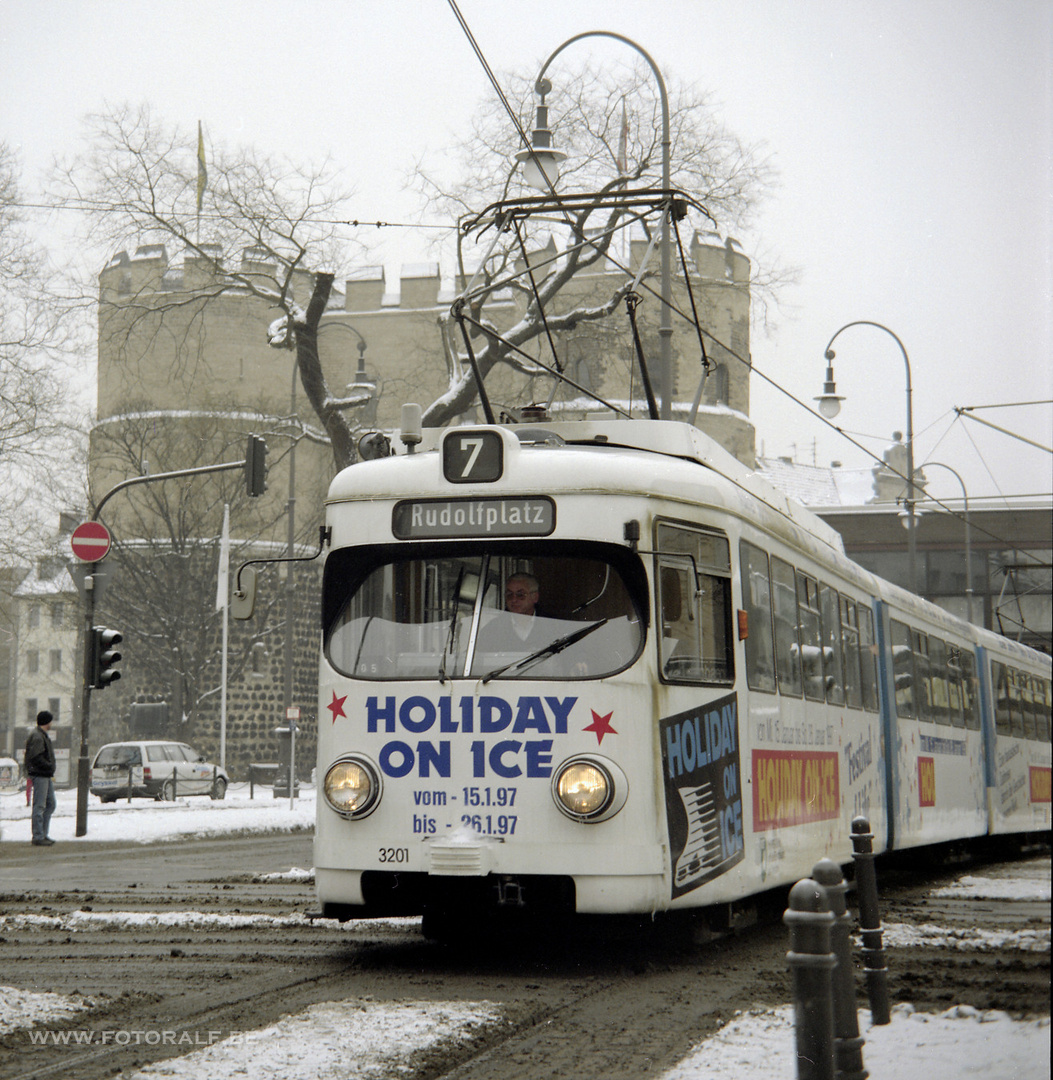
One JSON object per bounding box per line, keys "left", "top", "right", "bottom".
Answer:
{"left": 51, "top": 106, "right": 372, "bottom": 472}
{"left": 0, "top": 143, "right": 86, "bottom": 558}
{"left": 88, "top": 410, "right": 316, "bottom": 749}
{"left": 411, "top": 64, "right": 787, "bottom": 425}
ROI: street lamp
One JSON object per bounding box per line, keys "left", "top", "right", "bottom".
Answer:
{"left": 322, "top": 321, "right": 377, "bottom": 426}
{"left": 819, "top": 321, "right": 919, "bottom": 594}
{"left": 918, "top": 461, "right": 975, "bottom": 625}
{"left": 519, "top": 31, "right": 674, "bottom": 420}
{"left": 515, "top": 79, "right": 566, "bottom": 190}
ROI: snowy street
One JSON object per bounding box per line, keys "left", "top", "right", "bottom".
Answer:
{"left": 1, "top": 786, "right": 1049, "bottom": 1079}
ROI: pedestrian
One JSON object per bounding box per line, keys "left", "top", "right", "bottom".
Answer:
{"left": 24, "top": 710, "right": 57, "bottom": 847}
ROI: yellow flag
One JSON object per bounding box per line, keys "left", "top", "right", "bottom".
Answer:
{"left": 196, "top": 121, "right": 207, "bottom": 214}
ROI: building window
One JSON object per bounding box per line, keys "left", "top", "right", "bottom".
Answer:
{"left": 28, "top": 604, "right": 40, "bottom": 629}
{"left": 27, "top": 650, "right": 39, "bottom": 674}
{"left": 50, "top": 649, "right": 62, "bottom": 674}
{"left": 51, "top": 603, "right": 64, "bottom": 628}
{"left": 25, "top": 698, "right": 38, "bottom": 724}
{"left": 48, "top": 698, "right": 61, "bottom": 723}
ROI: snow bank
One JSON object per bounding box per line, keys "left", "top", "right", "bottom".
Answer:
{"left": 0, "top": 783, "right": 314, "bottom": 845}
{"left": 0, "top": 986, "right": 97, "bottom": 1036}
{"left": 131, "top": 999, "right": 505, "bottom": 1080}
{"left": 661, "top": 1004, "right": 1051, "bottom": 1080}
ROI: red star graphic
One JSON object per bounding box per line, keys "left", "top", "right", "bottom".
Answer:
{"left": 327, "top": 691, "right": 348, "bottom": 724}
{"left": 584, "top": 709, "right": 617, "bottom": 745}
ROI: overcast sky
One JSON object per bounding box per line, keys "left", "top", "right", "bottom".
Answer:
{"left": 2, "top": 0, "right": 1050, "bottom": 502}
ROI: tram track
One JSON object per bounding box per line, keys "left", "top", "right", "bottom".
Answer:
{"left": 0, "top": 844, "right": 1047, "bottom": 1080}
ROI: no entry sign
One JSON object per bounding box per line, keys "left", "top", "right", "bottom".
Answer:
{"left": 70, "top": 521, "right": 112, "bottom": 563}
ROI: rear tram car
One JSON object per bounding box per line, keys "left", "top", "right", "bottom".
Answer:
{"left": 315, "top": 417, "right": 1051, "bottom": 927}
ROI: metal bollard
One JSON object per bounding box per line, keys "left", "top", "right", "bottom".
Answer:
{"left": 814, "top": 858, "right": 868, "bottom": 1080}
{"left": 785, "top": 878, "right": 837, "bottom": 1080}
{"left": 850, "top": 817, "right": 891, "bottom": 1025}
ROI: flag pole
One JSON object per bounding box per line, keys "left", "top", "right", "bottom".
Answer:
{"left": 216, "top": 503, "right": 230, "bottom": 769}
{"left": 196, "top": 120, "right": 207, "bottom": 245}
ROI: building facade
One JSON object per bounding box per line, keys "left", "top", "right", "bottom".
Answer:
{"left": 757, "top": 449, "right": 1052, "bottom": 655}
{"left": 4, "top": 553, "right": 79, "bottom": 783}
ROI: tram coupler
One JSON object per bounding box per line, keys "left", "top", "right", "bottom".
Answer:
{"left": 813, "top": 858, "right": 868, "bottom": 1080}
{"left": 850, "top": 817, "right": 891, "bottom": 1025}
{"left": 784, "top": 878, "right": 837, "bottom": 1080}
{"left": 493, "top": 875, "right": 526, "bottom": 908}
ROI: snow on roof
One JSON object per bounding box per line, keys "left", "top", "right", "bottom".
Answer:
{"left": 14, "top": 565, "right": 76, "bottom": 598}
{"left": 400, "top": 262, "right": 439, "bottom": 279}
{"left": 346, "top": 265, "right": 385, "bottom": 281}
{"left": 757, "top": 456, "right": 876, "bottom": 508}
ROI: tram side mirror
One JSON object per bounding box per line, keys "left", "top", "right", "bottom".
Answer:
{"left": 231, "top": 566, "right": 258, "bottom": 620}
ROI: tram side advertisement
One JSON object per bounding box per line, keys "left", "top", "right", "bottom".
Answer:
{"left": 660, "top": 693, "right": 745, "bottom": 899}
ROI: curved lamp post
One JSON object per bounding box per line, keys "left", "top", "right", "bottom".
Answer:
{"left": 320, "top": 321, "right": 376, "bottom": 424}
{"left": 817, "top": 321, "right": 918, "bottom": 594}
{"left": 518, "top": 31, "right": 674, "bottom": 420}
{"left": 919, "top": 461, "right": 975, "bottom": 625}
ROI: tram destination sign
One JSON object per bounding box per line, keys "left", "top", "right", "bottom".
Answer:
{"left": 392, "top": 496, "right": 555, "bottom": 539}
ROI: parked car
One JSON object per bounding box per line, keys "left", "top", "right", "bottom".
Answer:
{"left": 0, "top": 757, "right": 23, "bottom": 792}
{"left": 90, "top": 741, "right": 228, "bottom": 802}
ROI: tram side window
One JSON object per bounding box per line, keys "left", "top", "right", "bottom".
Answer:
{"left": 945, "top": 644, "right": 966, "bottom": 728}
{"left": 993, "top": 662, "right": 1013, "bottom": 735}
{"left": 656, "top": 523, "right": 733, "bottom": 684}
{"left": 928, "top": 638, "right": 951, "bottom": 726}
{"left": 1020, "top": 675, "right": 1037, "bottom": 740}
{"left": 797, "top": 573, "right": 825, "bottom": 702}
{"left": 739, "top": 541, "right": 776, "bottom": 693}
{"left": 960, "top": 650, "right": 981, "bottom": 730}
{"left": 1007, "top": 669, "right": 1025, "bottom": 738}
{"left": 859, "top": 607, "right": 880, "bottom": 713}
{"left": 820, "top": 584, "right": 845, "bottom": 706}
{"left": 913, "top": 631, "right": 932, "bottom": 723}
{"left": 840, "top": 597, "right": 863, "bottom": 709}
{"left": 771, "top": 557, "right": 802, "bottom": 697}
{"left": 890, "top": 620, "right": 915, "bottom": 719}
{"left": 1038, "top": 679, "right": 1052, "bottom": 742}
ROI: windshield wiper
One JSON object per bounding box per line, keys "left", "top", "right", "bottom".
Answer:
{"left": 438, "top": 569, "right": 466, "bottom": 684}
{"left": 481, "top": 618, "right": 608, "bottom": 684}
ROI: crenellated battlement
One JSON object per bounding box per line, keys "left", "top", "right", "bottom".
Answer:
{"left": 101, "top": 232, "right": 749, "bottom": 312}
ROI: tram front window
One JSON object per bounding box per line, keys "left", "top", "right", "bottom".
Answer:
{"left": 324, "top": 545, "right": 645, "bottom": 681}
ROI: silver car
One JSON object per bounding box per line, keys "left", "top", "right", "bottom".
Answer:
{"left": 91, "top": 740, "right": 228, "bottom": 802}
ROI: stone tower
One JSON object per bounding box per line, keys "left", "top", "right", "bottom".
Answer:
{"left": 90, "top": 232, "right": 754, "bottom": 772}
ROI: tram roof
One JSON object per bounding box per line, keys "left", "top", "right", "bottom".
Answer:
{"left": 328, "top": 417, "right": 848, "bottom": 558}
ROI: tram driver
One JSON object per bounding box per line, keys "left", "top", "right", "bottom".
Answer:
{"left": 504, "top": 573, "right": 540, "bottom": 618}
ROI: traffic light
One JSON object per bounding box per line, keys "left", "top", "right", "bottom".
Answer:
{"left": 245, "top": 434, "right": 268, "bottom": 497}
{"left": 92, "top": 627, "right": 123, "bottom": 689}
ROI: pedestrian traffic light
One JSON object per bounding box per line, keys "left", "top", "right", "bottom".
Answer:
{"left": 92, "top": 627, "right": 123, "bottom": 689}
{"left": 245, "top": 434, "right": 268, "bottom": 497}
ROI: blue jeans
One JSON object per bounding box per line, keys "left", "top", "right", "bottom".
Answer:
{"left": 31, "top": 776, "right": 56, "bottom": 842}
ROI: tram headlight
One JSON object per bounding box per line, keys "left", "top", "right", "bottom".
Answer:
{"left": 552, "top": 756, "right": 628, "bottom": 823}
{"left": 324, "top": 756, "right": 382, "bottom": 819}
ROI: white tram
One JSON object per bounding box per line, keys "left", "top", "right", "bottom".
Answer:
{"left": 315, "top": 417, "right": 1051, "bottom": 926}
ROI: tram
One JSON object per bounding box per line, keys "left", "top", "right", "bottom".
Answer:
{"left": 314, "top": 414, "right": 1051, "bottom": 927}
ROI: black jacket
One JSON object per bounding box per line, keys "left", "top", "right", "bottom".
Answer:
{"left": 24, "top": 727, "right": 56, "bottom": 778}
